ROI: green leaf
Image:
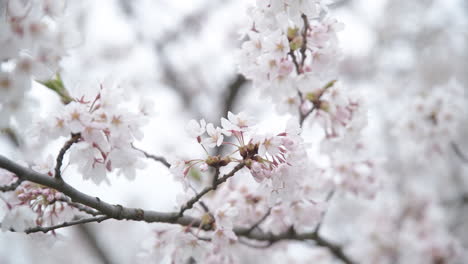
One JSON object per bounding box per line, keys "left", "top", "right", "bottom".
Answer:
{"left": 39, "top": 74, "right": 73, "bottom": 104}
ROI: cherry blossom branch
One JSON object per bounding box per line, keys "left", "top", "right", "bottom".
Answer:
{"left": 300, "top": 14, "right": 310, "bottom": 68}
{"left": 0, "top": 178, "right": 23, "bottom": 192}
{"left": 236, "top": 227, "right": 354, "bottom": 264}
{"left": 58, "top": 196, "right": 104, "bottom": 216}
{"left": 54, "top": 133, "right": 81, "bottom": 180}
{"left": 0, "top": 154, "right": 202, "bottom": 226}
{"left": 132, "top": 145, "right": 171, "bottom": 168}
{"left": 23, "top": 216, "right": 110, "bottom": 234}
{"left": 0, "top": 155, "right": 353, "bottom": 263}
{"left": 299, "top": 80, "right": 337, "bottom": 126}
{"left": 289, "top": 50, "right": 301, "bottom": 75}
{"left": 451, "top": 142, "right": 468, "bottom": 163}
{"left": 314, "top": 189, "right": 335, "bottom": 233}
{"left": 222, "top": 75, "right": 247, "bottom": 118}
{"left": 211, "top": 167, "right": 220, "bottom": 188}
{"left": 245, "top": 208, "right": 271, "bottom": 234}
{"left": 178, "top": 163, "right": 245, "bottom": 217}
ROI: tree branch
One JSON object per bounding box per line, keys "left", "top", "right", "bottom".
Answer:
{"left": 0, "top": 178, "right": 22, "bottom": 192}
{"left": 452, "top": 142, "right": 468, "bottom": 163}
{"left": 0, "top": 156, "right": 354, "bottom": 264}
{"left": 300, "top": 14, "right": 310, "bottom": 68}
{"left": 235, "top": 227, "right": 354, "bottom": 264}
{"left": 55, "top": 133, "right": 81, "bottom": 180}
{"left": 178, "top": 163, "right": 245, "bottom": 217}
{"left": 222, "top": 74, "right": 246, "bottom": 117}
{"left": 0, "top": 154, "right": 202, "bottom": 227}
{"left": 299, "top": 80, "right": 336, "bottom": 126}
{"left": 22, "top": 216, "right": 110, "bottom": 234}
{"left": 132, "top": 145, "right": 171, "bottom": 168}
{"left": 245, "top": 208, "right": 271, "bottom": 234}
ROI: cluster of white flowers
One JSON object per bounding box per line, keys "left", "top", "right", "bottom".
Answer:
{"left": 174, "top": 112, "right": 312, "bottom": 200}
{"left": 162, "top": 108, "right": 378, "bottom": 262}
{"left": 238, "top": 0, "right": 343, "bottom": 113}
{"left": 0, "top": 0, "right": 79, "bottom": 128}
{"left": 398, "top": 79, "right": 466, "bottom": 157}
{"left": 36, "top": 83, "right": 150, "bottom": 184}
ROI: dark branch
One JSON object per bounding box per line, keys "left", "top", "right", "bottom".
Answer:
{"left": 299, "top": 80, "right": 336, "bottom": 126}
{"left": 23, "top": 216, "right": 110, "bottom": 234}
{"left": 222, "top": 74, "right": 246, "bottom": 117}
{"left": 55, "top": 133, "right": 81, "bottom": 180}
{"left": 133, "top": 145, "right": 171, "bottom": 168}
{"left": 0, "top": 155, "right": 353, "bottom": 264}
{"left": 236, "top": 227, "right": 355, "bottom": 264}
{"left": 300, "top": 14, "right": 310, "bottom": 68}
{"left": 58, "top": 196, "right": 104, "bottom": 216}
{"left": 0, "top": 155, "right": 202, "bottom": 226}
{"left": 0, "top": 178, "right": 22, "bottom": 192}
{"left": 289, "top": 50, "right": 301, "bottom": 75}
{"left": 179, "top": 163, "right": 245, "bottom": 217}
{"left": 245, "top": 208, "right": 271, "bottom": 234}
{"left": 452, "top": 142, "right": 468, "bottom": 163}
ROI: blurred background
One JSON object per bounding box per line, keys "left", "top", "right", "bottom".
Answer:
{"left": 0, "top": 0, "right": 467, "bottom": 263}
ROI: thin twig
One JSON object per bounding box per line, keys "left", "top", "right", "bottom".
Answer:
{"left": 55, "top": 133, "right": 81, "bottom": 180}
{"left": 314, "top": 189, "right": 335, "bottom": 233}
{"left": 289, "top": 50, "right": 301, "bottom": 75}
{"left": 58, "top": 196, "right": 103, "bottom": 216}
{"left": 300, "top": 14, "right": 310, "bottom": 68}
{"left": 179, "top": 163, "right": 245, "bottom": 217}
{"left": 236, "top": 226, "right": 354, "bottom": 264}
{"left": 0, "top": 178, "right": 23, "bottom": 192}
{"left": 211, "top": 167, "right": 220, "bottom": 189}
{"left": 299, "top": 80, "right": 336, "bottom": 126}
{"left": 452, "top": 142, "right": 468, "bottom": 163}
{"left": 239, "top": 238, "right": 273, "bottom": 249}
{"left": 199, "top": 201, "right": 211, "bottom": 214}
{"left": 132, "top": 145, "right": 171, "bottom": 168}
{"left": 246, "top": 208, "right": 272, "bottom": 234}
{"left": 22, "top": 216, "right": 110, "bottom": 234}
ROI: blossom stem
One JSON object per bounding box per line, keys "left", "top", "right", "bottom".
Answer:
{"left": 54, "top": 133, "right": 81, "bottom": 180}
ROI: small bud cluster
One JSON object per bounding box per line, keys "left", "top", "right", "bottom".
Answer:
{"left": 0, "top": 159, "right": 73, "bottom": 231}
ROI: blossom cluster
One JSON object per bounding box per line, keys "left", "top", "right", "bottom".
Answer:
{"left": 238, "top": 0, "right": 343, "bottom": 114}
{"left": 0, "top": 0, "right": 79, "bottom": 128}
{"left": 0, "top": 159, "right": 74, "bottom": 232}
{"left": 36, "top": 83, "right": 150, "bottom": 184}
{"left": 397, "top": 79, "right": 466, "bottom": 157}
{"left": 174, "top": 112, "right": 312, "bottom": 203}
{"left": 159, "top": 108, "right": 376, "bottom": 263}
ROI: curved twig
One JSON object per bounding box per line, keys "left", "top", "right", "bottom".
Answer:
{"left": 0, "top": 178, "right": 23, "bottom": 192}
{"left": 132, "top": 145, "right": 171, "bottom": 168}
{"left": 55, "top": 133, "right": 81, "bottom": 180}
{"left": 179, "top": 163, "right": 245, "bottom": 217}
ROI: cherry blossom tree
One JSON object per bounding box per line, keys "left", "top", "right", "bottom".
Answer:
{"left": 0, "top": 0, "right": 467, "bottom": 263}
